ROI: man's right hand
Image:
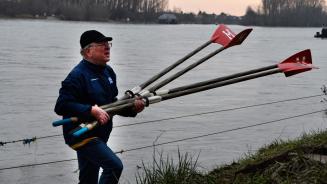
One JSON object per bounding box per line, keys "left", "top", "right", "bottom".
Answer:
{"left": 91, "top": 105, "right": 110, "bottom": 125}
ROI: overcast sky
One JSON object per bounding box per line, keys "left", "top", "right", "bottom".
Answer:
{"left": 169, "top": 0, "right": 261, "bottom": 16}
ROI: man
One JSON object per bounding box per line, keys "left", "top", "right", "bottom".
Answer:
{"left": 55, "top": 30, "right": 145, "bottom": 184}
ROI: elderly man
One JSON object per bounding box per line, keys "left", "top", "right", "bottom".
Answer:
{"left": 55, "top": 30, "right": 145, "bottom": 184}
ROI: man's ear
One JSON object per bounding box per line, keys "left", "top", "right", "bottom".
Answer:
{"left": 84, "top": 48, "right": 92, "bottom": 58}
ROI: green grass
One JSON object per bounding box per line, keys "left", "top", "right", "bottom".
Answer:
{"left": 135, "top": 129, "right": 327, "bottom": 184}
{"left": 135, "top": 149, "right": 206, "bottom": 184}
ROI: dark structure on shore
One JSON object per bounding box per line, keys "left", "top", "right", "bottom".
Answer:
{"left": 314, "top": 27, "right": 327, "bottom": 38}
{"left": 158, "top": 13, "right": 177, "bottom": 24}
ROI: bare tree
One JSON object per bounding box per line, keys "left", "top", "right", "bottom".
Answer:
{"left": 242, "top": 0, "right": 327, "bottom": 26}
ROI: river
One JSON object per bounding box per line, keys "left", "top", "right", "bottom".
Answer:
{"left": 0, "top": 19, "right": 326, "bottom": 183}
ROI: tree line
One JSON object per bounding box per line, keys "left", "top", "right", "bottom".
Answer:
{"left": 1, "top": 0, "right": 326, "bottom": 26}
{"left": 242, "top": 0, "right": 327, "bottom": 26}
{"left": 0, "top": 0, "right": 239, "bottom": 24}
{"left": 0, "top": 0, "right": 168, "bottom": 22}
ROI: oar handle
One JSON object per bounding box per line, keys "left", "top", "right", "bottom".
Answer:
{"left": 72, "top": 122, "right": 98, "bottom": 137}
{"left": 52, "top": 117, "right": 78, "bottom": 127}
{"left": 72, "top": 96, "right": 163, "bottom": 137}
{"left": 52, "top": 98, "right": 136, "bottom": 127}
{"left": 72, "top": 127, "right": 88, "bottom": 137}
{"left": 72, "top": 102, "right": 137, "bottom": 137}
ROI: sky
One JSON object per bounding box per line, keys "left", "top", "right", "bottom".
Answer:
{"left": 169, "top": 0, "right": 262, "bottom": 16}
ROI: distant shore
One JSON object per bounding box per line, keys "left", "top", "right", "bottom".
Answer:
{"left": 2, "top": 0, "right": 327, "bottom": 27}
{"left": 2, "top": 16, "right": 326, "bottom": 28}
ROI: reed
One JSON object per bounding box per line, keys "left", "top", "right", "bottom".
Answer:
{"left": 135, "top": 149, "right": 207, "bottom": 184}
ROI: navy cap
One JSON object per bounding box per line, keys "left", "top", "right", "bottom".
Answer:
{"left": 80, "top": 30, "right": 112, "bottom": 48}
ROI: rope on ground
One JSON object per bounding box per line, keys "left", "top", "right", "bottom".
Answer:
{"left": 0, "top": 108, "right": 325, "bottom": 171}
{"left": 0, "top": 94, "right": 323, "bottom": 147}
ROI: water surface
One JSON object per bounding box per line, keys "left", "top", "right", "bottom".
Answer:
{"left": 0, "top": 19, "right": 326, "bottom": 183}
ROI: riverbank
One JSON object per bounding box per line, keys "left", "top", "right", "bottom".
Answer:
{"left": 137, "top": 128, "right": 327, "bottom": 184}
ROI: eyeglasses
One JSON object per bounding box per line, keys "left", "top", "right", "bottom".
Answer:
{"left": 84, "top": 42, "right": 112, "bottom": 49}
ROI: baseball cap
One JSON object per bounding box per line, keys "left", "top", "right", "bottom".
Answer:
{"left": 80, "top": 30, "right": 112, "bottom": 49}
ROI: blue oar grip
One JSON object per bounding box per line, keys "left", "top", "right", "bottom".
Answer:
{"left": 73, "top": 127, "right": 88, "bottom": 137}
{"left": 52, "top": 117, "right": 78, "bottom": 127}
{"left": 52, "top": 118, "right": 73, "bottom": 127}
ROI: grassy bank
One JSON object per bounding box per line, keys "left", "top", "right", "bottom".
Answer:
{"left": 136, "top": 130, "right": 327, "bottom": 184}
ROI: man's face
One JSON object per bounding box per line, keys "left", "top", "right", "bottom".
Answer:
{"left": 87, "top": 41, "right": 112, "bottom": 65}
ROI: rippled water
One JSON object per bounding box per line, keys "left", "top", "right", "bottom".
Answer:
{"left": 0, "top": 19, "right": 326, "bottom": 183}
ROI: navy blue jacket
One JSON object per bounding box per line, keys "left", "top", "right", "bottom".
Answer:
{"left": 55, "top": 59, "right": 135, "bottom": 146}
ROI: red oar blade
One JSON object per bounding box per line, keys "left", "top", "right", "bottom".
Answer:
{"left": 211, "top": 24, "right": 252, "bottom": 48}
{"left": 211, "top": 24, "right": 236, "bottom": 46}
{"left": 277, "top": 49, "right": 318, "bottom": 77}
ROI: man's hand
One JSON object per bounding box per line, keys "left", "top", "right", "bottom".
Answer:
{"left": 91, "top": 105, "right": 110, "bottom": 125}
{"left": 133, "top": 98, "right": 145, "bottom": 113}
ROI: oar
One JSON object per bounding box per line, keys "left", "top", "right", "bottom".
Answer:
{"left": 151, "top": 49, "right": 316, "bottom": 100}
{"left": 71, "top": 49, "right": 316, "bottom": 137}
{"left": 102, "top": 49, "right": 316, "bottom": 108}
{"left": 93, "top": 65, "right": 277, "bottom": 111}
{"left": 120, "top": 24, "right": 252, "bottom": 100}
{"left": 52, "top": 25, "right": 252, "bottom": 127}
{"left": 154, "top": 65, "right": 277, "bottom": 96}
{"left": 52, "top": 98, "right": 135, "bottom": 127}
{"left": 92, "top": 27, "right": 252, "bottom": 113}
{"left": 139, "top": 26, "right": 253, "bottom": 97}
